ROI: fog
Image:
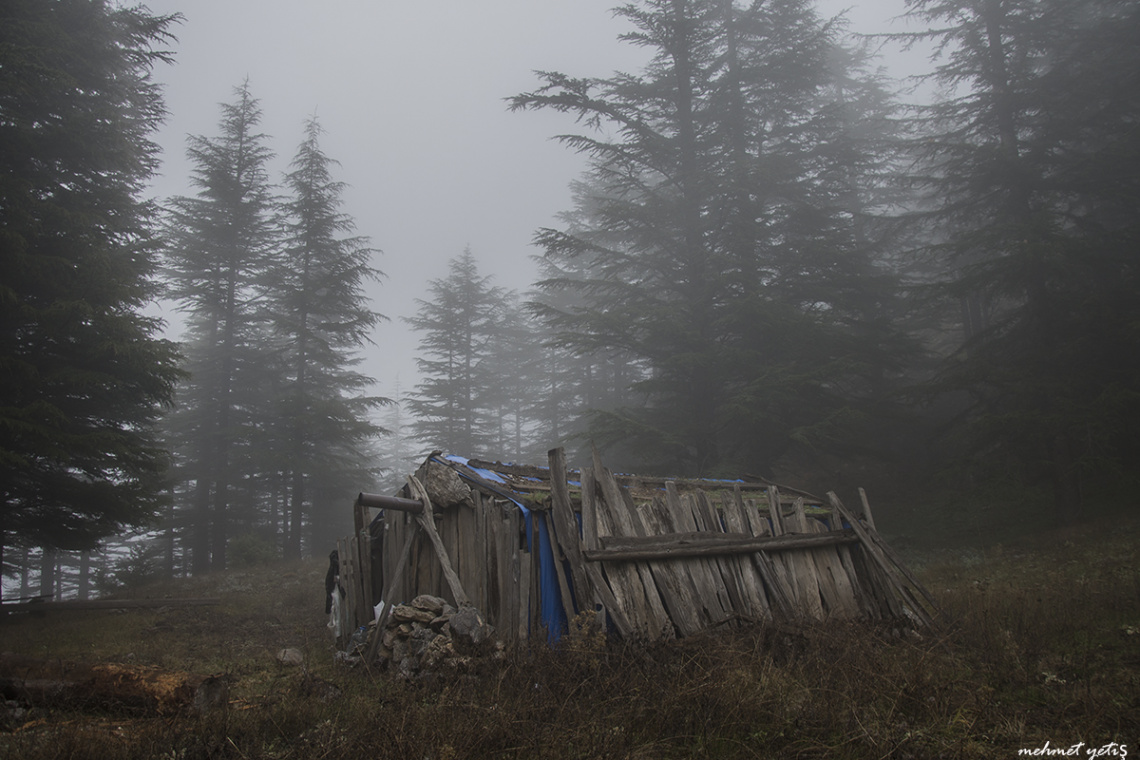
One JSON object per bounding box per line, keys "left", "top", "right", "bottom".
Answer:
{"left": 143, "top": 0, "right": 922, "bottom": 404}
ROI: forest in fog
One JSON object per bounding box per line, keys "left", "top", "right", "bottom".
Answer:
{"left": 2, "top": 0, "right": 1138, "bottom": 596}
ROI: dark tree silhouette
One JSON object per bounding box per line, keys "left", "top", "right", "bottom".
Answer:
{"left": 0, "top": 0, "right": 182, "bottom": 581}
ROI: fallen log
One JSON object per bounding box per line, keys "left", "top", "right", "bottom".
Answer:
{"left": 0, "top": 653, "right": 227, "bottom": 715}
{"left": 0, "top": 598, "right": 221, "bottom": 613}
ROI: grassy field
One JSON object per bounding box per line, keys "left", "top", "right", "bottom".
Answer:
{"left": 0, "top": 518, "right": 1136, "bottom": 759}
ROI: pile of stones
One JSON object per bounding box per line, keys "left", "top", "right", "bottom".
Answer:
{"left": 371, "top": 594, "right": 501, "bottom": 679}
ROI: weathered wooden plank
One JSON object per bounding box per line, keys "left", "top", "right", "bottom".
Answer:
{"left": 517, "top": 527, "right": 531, "bottom": 642}
{"left": 507, "top": 507, "right": 524, "bottom": 642}
{"left": 547, "top": 447, "right": 593, "bottom": 618}
{"left": 686, "top": 492, "right": 736, "bottom": 617}
{"left": 801, "top": 516, "right": 861, "bottom": 619}
{"left": 581, "top": 467, "right": 598, "bottom": 550}
{"left": 475, "top": 491, "right": 489, "bottom": 614}
{"left": 647, "top": 493, "right": 712, "bottom": 631}
{"left": 441, "top": 498, "right": 458, "bottom": 600}
{"left": 584, "top": 530, "right": 859, "bottom": 561}
{"left": 661, "top": 483, "right": 729, "bottom": 628}
{"left": 766, "top": 486, "right": 785, "bottom": 536}
{"left": 408, "top": 475, "right": 472, "bottom": 608}
{"left": 588, "top": 458, "right": 653, "bottom": 637}
{"left": 718, "top": 490, "right": 770, "bottom": 620}
{"left": 487, "top": 498, "right": 506, "bottom": 638}
{"left": 830, "top": 523, "right": 877, "bottom": 619}
{"left": 456, "top": 494, "right": 480, "bottom": 609}
{"left": 589, "top": 488, "right": 648, "bottom": 636}
{"left": 542, "top": 511, "right": 578, "bottom": 629}
{"left": 594, "top": 450, "right": 672, "bottom": 639}
{"left": 827, "top": 492, "right": 935, "bottom": 628}
{"left": 736, "top": 494, "right": 795, "bottom": 618}
{"left": 359, "top": 528, "right": 374, "bottom": 618}
{"left": 574, "top": 463, "right": 636, "bottom": 638}
{"left": 784, "top": 498, "right": 825, "bottom": 620}
{"left": 731, "top": 487, "right": 773, "bottom": 617}
{"left": 858, "top": 487, "right": 877, "bottom": 532}
{"left": 633, "top": 499, "right": 703, "bottom": 636}
{"left": 530, "top": 514, "right": 542, "bottom": 638}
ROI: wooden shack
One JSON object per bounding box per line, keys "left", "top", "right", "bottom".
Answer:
{"left": 331, "top": 448, "right": 937, "bottom": 650}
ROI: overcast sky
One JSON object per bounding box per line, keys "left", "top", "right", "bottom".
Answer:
{"left": 142, "top": 0, "right": 925, "bottom": 407}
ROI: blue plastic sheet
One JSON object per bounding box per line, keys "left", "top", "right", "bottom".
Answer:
{"left": 437, "top": 455, "right": 570, "bottom": 639}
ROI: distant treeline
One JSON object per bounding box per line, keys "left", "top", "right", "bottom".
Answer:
{"left": 3, "top": 0, "right": 1137, "bottom": 589}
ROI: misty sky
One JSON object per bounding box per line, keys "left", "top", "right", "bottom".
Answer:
{"left": 143, "top": 0, "right": 925, "bottom": 407}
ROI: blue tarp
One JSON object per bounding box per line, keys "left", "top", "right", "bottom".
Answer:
{"left": 435, "top": 455, "right": 570, "bottom": 639}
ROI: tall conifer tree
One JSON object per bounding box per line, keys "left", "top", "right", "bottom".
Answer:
{"left": 405, "top": 248, "right": 509, "bottom": 457}
{"left": 901, "top": 0, "right": 1140, "bottom": 514}
{"left": 163, "top": 82, "right": 279, "bottom": 572}
{"left": 269, "top": 116, "right": 387, "bottom": 558}
{"left": 513, "top": 0, "right": 906, "bottom": 477}
{"left": 0, "top": 0, "right": 182, "bottom": 577}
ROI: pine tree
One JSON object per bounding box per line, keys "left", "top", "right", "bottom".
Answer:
{"left": 405, "top": 248, "right": 509, "bottom": 457}
{"left": 0, "top": 0, "right": 182, "bottom": 578}
{"left": 163, "top": 82, "right": 280, "bottom": 572}
{"left": 269, "top": 116, "right": 387, "bottom": 559}
{"left": 512, "top": 0, "right": 907, "bottom": 477}
{"left": 901, "top": 0, "right": 1140, "bottom": 514}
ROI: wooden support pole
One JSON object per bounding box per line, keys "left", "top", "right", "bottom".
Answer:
{"left": 547, "top": 448, "right": 594, "bottom": 616}
{"left": 583, "top": 530, "right": 859, "bottom": 562}
{"left": 827, "top": 492, "right": 938, "bottom": 628}
{"left": 858, "top": 487, "right": 877, "bottom": 532}
{"left": 766, "top": 486, "right": 785, "bottom": 536}
{"left": 356, "top": 492, "right": 425, "bottom": 514}
{"left": 407, "top": 475, "right": 471, "bottom": 608}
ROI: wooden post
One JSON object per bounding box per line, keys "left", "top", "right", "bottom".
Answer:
{"left": 546, "top": 448, "right": 598, "bottom": 620}
{"left": 858, "top": 487, "right": 877, "bottom": 532}
{"left": 766, "top": 486, "right": 785, "bottom": 536}
{"left": 827, "top": 492, "right": 938, "bottom": 628}
{"left": 407, "top": 475, "right": 471, "bottom": 607}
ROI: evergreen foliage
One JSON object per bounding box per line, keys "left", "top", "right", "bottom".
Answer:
{"left": 161, "top": 93, "right": 387, "bottom": 569}
{"left": 163, "top": 82, "right": 280, "bottom": 573}
{"left": 405, "top": 248, "right": 512, "bottom": 458}
{"left": 0, "top": 0, "right": 182, "bottom": 569}
{"left": 513, "top": 0, "right": 910, "bottom": 477}
{"left": 900, "top": 0, "right": 1140, "bottom": 512}
{"left": 269, "top": 116, "right": 388, "bottom": 558}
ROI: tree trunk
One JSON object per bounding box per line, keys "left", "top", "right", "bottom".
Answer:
{"left": 285, "top": 468, "right": 304, "bottom": 561}
{"left": 39, "top": 547, "right": 56, "bottom": 601}
{"left": 77, "top": 551, "right": 91, "bottom": 601}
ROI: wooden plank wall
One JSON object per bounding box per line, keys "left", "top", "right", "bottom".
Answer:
{"left": 351, "top": 452, "right": 937, "bottom": 645}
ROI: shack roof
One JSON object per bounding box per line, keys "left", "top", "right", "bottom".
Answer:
{"left": 432, "top": 452, "right": 825, "bottom": 507}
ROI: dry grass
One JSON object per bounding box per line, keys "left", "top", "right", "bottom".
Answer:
{"left": 0, "top": 518, "right": 1137, "bottom": 759}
